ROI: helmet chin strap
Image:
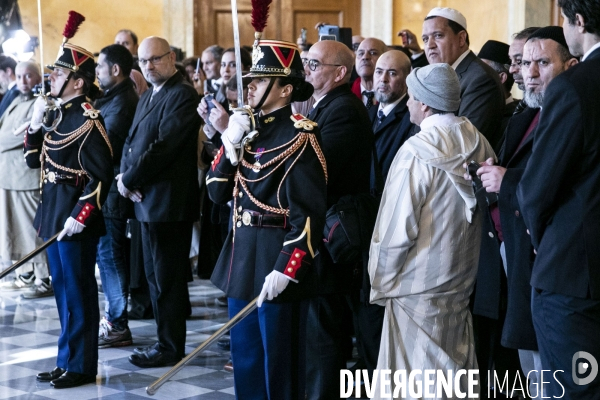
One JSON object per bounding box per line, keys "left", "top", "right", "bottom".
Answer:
{"left": 254, "top": 77, "right": 277, "bottom": 111}
{"left": 55, "top": 71, "right": 72, "bottom": 99}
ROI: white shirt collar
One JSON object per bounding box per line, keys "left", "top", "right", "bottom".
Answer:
{"left": 411, "top": 52, "right": 424, "bottom": 60}
{"left": 378, "top": 93, "right": 406, "bottom": 117}
{"left": 7, "top": 80, "right": 16, "bottom": 90}
{"left": 505, "top": 95, "right": 514, "bottom": 105}
{"left": 312, "top": 93, "right": 327, "bottom": 109}
{"left": 451, "top": 49, "right": 471, "bottom": 70}
{"left": 582, "top": 42, "right": 600, "bottom": 61}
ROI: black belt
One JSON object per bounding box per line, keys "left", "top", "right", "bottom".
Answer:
{"left": 42, "top": 170, "right": 79, "bottom": 186}
{"left": 240, "top": 210, "right": 287, "bottom": 228}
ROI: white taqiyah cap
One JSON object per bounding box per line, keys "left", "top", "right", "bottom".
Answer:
{"left": 426, "top": 7, "right": 467, "bottom": 31}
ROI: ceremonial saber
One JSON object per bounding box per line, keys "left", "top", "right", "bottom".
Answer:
{"left": 0, "top": 233, "right": 59, "bottom": 280}
{"left": 146, "top": 297, "right": 258, "bottom": 395}
{"left": 36, "top": 0, "right": 45, "bottom": 95}
{"left": 230, "top": 0, "right": 244, "bottom": 108}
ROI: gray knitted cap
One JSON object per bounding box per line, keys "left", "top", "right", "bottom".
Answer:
{"left": 406, "top": 63, "right": 461, "bottom": 112}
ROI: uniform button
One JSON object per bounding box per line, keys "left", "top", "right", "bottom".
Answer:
{"left": 236, "top": 221, "right": 242, "bottom": 228}
{"left": 291, "top": 260, "right": 297, "bottom": 266}
{"left": 295, "top": 253, "right": 301, "bottom": 258}
{"left": 237, "top": 206, "right": 242, "bottom": 212}
{"left": 85, "top": 206, "right": 90, "bottom": 210}
{"left": 488, "top": 232, "right": 494, "bottom": 238}
{"left": 211, "top": 161, "right": 214, "bottom": 165}
{"left": 239, "top": 192, "right": 243, "bottom": 198}
{"left": 515, "top": 210, "right": 520, "bottom": 217}
{"left": 287, "top": 267, "right": 294, "bottom": 273}
{"left": 79, "top": 216, "right": 84, "bottom": 220}
{"left": 82, "top": 211, "right": 86, "bottom": 215}
{"left": 128, "top": 148, "right": 132, "bottom": 153}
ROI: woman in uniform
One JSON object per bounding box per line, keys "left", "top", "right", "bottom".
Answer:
{"left": 23, "top": 38, "right": 113, "bottom": 388}
{"left": 205, "top": 39, "right": 327, "bottom": 400}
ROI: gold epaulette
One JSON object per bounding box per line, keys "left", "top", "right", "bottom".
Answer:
{"left": 81, "top": 102, "right": 101, "bottom": 119}
{"left": 290, "top": 113, "right": 318, "bottom": 131}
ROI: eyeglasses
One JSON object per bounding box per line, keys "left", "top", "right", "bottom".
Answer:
{"left": 302, "top": 58, "right": 342, "bottom": 71}
{"left": 139, "top": 52, "right": 171, "bottom": 66}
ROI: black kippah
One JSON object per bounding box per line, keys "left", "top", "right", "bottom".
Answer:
{"left": 527, "top": 26, "right": 570, "bottom": 54}
{"left": 478, "top": 40, "right": 510, "bottom": 65}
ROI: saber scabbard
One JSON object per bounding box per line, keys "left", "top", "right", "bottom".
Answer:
{"left": 146, "top": 297, "right": 258, "bottom": 395}
{"left": 0, "top": 233, "right": 59, "bottom": 280}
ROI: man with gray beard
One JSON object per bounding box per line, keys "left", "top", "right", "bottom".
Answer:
{"left": 472, "top": 26, "right": 577, "bottom": 396}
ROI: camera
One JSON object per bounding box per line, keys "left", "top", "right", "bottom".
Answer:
{"left": 318, "top": 25, "right": 353, "bottom": 50}
{"left": 204, "top": 93, "right": 216, "bottom": 126}
{"left": 32, "top": 74, "right": 51, "bottom": 96}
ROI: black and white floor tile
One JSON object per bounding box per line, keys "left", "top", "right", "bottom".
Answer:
{"left": 0, "top": 278, "right": 235, "bottom": 399}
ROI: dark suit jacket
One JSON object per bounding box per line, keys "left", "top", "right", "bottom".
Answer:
{"left": 497, "top": 106, "right": 539, "bottom": 350}
{"left": 0, "top": 85, "right": 19, "bottom": 119}
{"left": 456, "top": 51, "right": 505, "bottom": 149}
{"left": 518, "top": 48, "right": 600, "bottom": 300}
{"left": 121, "top": 72, "right": 201, "bottom": 222}
{"left": 411, "top": 53, "right": 429, "bottom": 69}
{"left": 472, "top": 108, "right": 538, "bottom": 321}
{"left": 95, "top": 78, "right": 138, "bottom": 219}
{"left": 309, "top": 84, "right": 373, "bottom": 294}
{"left": 368, "top": 96, "right": 414, "bottom": 185}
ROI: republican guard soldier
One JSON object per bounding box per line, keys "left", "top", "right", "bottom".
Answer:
{"left": 206, "top": 38, "right": 327, "bottom": 399}
{"left": 22, "top": 12, "right": 113, "bottom": 389}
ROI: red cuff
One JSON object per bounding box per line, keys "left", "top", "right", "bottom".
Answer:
{"left": 283, "top": 248, "right": 306, "bottom": 279}
{"left": 76, "top": 202, "right": 95, "bottom": 225}
{"left": 211, "top": 146, "right": 224, "bottom": 171}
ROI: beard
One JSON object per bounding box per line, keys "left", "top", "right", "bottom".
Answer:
{"left": 374, "top": 88, "right": 400, "bottom": 105}
{"left": 524, "top": 89, "right": 544, "bottom": 109}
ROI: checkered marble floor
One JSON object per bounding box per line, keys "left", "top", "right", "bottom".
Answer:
{"left": 0, "top": 278, "right": 235, "bottom": 399}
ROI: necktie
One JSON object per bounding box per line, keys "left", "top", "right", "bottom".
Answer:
{"left": 377, "top": 110, "right": 385, "bottom": 125}
{"left": 363, "top": 91, "right": 375, "bottom": 110}
{"left": 513, "top": 99, "right": 527, "bottom": 115}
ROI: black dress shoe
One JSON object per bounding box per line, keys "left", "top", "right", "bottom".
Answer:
{"left": 133, "top": 342, "right": 159, "bottom": 355}
{"left": 129, "top": 348, "right": 181, "bottom": 368}
{"left": 36, "top": 367, "right": 66, "bottom": 382}
{"left": 51, "top": 371, "right": 96, "bottom": 389}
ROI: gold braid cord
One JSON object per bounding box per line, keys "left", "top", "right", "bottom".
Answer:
{"left": 235, "top": 131, "right": 328, "bottom": 216}
{"left": 40, "top": 119, "right": 113, "bottom": 176}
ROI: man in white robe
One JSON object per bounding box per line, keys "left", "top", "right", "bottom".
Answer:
{"left": 369, "top": 63, "right": 496, "bottom": 399}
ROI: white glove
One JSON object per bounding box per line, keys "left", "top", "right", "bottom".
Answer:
{"left": 257, "top": 270, "right": 295, "bottom": 307}
{"left": 57, "top": 217, "right": 85, "bottom": 241}
{"left": 29, "top": 96, "right": 48, "bottom": 132}
{"left": 221, "top": 111, "right": 251, "bottom": 165}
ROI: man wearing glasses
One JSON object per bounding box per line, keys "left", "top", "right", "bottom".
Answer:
{"left": 118, "top": 36, "right": 201, "bottom": 368}
{"left": 303, "top": 39, "right": 374, "bottom": 400}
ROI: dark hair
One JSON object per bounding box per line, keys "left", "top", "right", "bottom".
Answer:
{"left": 485, "top": 59, "right": 514, "bottom": 93}
{"left": 100, "top": 44, "right": 134, "bottom": 77}
{"left": 117, "top": 29, "right": 138, "bottom": 45}
{"left": 513, "top": 26, "right": 541, "bottom": 40}
{"left": 424, "top": 16, "right": 470, "bottom": 46}
{"left": 182, "top": 57, "right": 200, "bottom": 70}
{"left": 73, "top": 71, "right": 102, "bottom": 100}
{"left": 174, "top": 63, "right": 190, "bottom": 83}
{"left": 559, "top": 0, "right": 600, "bottom": 35}
{"left": 203, "top": 45, "right": 224, "bottom": 61}
{"left": 223, "top": 47, "right": 252, "bottom": 70}
{"left": 0, "top": 55, "right": 17, "bottom": 74}
{"left": 277, "top": 76, "right": 314, "bottom": 103}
